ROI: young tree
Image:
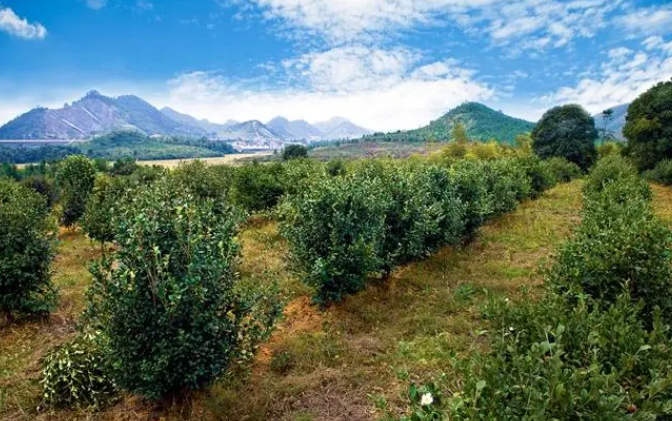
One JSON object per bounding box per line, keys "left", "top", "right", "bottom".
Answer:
{"left": 601, "top": 108, "right": 614, "bottom": 140}
{"left": 623, "top": 78, "right": 672, "bottom": 170}
{"left": 0, "top": 179, "right": 56, "bottom": 321}
{"left": 532, "top": 104, "right": 598, "bottom": 170}
{"left": 451, "top": 122, "right": 469, "bottom": 144}
{"left": 86, "top": 180, "right": 279, "bottom": 399}
{"left": 56, "top": 155, "right": 96, "bottom": 227}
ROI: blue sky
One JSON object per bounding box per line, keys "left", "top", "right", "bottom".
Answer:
{"left": 1, "top": 0, "right": 672, "bottom": 131}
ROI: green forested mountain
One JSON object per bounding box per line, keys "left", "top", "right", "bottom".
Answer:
{"left": 366, "top": 102, "right": 536, "bottom": 144}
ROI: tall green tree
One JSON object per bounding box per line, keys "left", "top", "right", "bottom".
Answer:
{"left": 451, "top": 122, "right": 469, "bottom": 144}
{"left": 623, "top": 78, "right": 672, "bottom": 170}
{"left": 56, "top": 155, "right": 96, "bottom": 227}
{"left": 532, "top": 104, "right": 598, "bottom": 170}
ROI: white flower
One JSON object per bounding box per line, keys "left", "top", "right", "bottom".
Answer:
{"left": 420, "top": 392, "right": 434, "bottom": 406}
{"left": 509, "top": 327, "right": 515, "bottom": 332}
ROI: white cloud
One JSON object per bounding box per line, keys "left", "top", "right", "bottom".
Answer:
{"left": 0, "top": 6, "right": 47, "bottom": 39}
{"left": 85, "top": 0, "right": 108, "bottom": 10}
{"left": 229, "top": 0, "right": 623, "bottom": 51}
{"left": 540, "top": 39, "right": 672, "bottom": 114}
{"left": 617, "top": 4, "right": 672, "bottom": 37}
{"left": 160, "top": 46, "right": 494, "bottom": 131}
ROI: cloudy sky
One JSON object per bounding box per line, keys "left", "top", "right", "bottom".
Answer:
{"left": 0, "top": 0, "right": 671, "bottom": 131}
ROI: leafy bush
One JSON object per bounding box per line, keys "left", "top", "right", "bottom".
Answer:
{"left": 552, "top": 179, "right": 670, "bottom": 327}
{"left": 544, "top": 157, "right": 582, "bottom": 182}
{"left": 20, "top": 175, "right": 58, "bottom": 209}
{"left": 86, "top": 180, "right": 278, "bottom": 399}
{"left": 82, "top": 175, "right": 130, "bottom": 244}
{"left": 56, "top": 155, "right": 97, "bottom": 227}
{"left": 483, "top": 158, "right": 532, "bottom": 215}
{"left": 280, "top": 173, "right": 387, "bottom": 305}
{"left": 644, "top": 159, "right": 672, "bottom": 186}
{"left": 282, "top": 144, "right": 309, "bottom": 161}
{"left": 171, "top": 160, "right": 232, "bottom": 202}
{"left": 0, "top": 179, "right": 56, "bottom": 319}
{"left": 518, "top": 156, "right": 558, "bottom": 198}
{"left": 41, "top": 332, "right": 117, "bottom": 408}
{"left": 426, "top": 293, "right": 672, "bottom": 421}
{"left": 450, "top": 160, "right": 495, "bottom": 237}
{"left": 110, "top": 157, "right": 139, "bottom": 176}
{"left": 596, "top": 141, "right": 623, "bottom": 159}
{"left": 582, "top": 154, "right": 639, "bottom": 196}
{"left": 230, "top": 162, "right": 284, "bottom": 213}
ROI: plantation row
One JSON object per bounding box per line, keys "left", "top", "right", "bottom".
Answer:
{"left": 280, "top": 156, "right": 581, "bottom": 305}
{"left": 1, "top": 152, "right": 580, "bottom": 410}
{"left": 395, "top": 155, "right": 672, "bottom": 420}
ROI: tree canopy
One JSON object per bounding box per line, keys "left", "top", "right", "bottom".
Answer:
{"left": 623, "top": 78, "right": 672, "bottom": 170}
{"left": 531, "top": 104, "right": 598, "bottom": 170}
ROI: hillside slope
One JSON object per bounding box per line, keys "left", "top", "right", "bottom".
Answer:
{"left": 367, "top": 102, "right": 535, "bottom": 144}
{"left": 0, "top": 91, "right": 206, "bottom": 140}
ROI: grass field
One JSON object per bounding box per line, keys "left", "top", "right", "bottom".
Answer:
{"left": 308, "top": 141, "right": 443, "bottom": 161}
{"left": 137, "top": 152, "right": 273, "bottom": 168}
{"left": 6, "top": 179, "right": 668, "bottom": 420}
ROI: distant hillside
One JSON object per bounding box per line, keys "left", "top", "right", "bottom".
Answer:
{"left": 267, "top": 117, "right": 325, "bottom": 140}
{"left": 0, "top": 131, "right": 237, "bottom": 163}
{"left": 0, "top": 90, "right": 372, "bottom": 146}
{"left": 0, "top": 91, "right": 206, "bottom": 140}
{"left": 160, "top": 107, "right": 231, "bottom": 136}
{"left": 366, "top": 102, "right": 535, "bottom": 144}
{"left": 592, "top": 103, "right": 629, "bottom": 140}
{"left": 315, "top": 117, "right": 372, "bottom": 140}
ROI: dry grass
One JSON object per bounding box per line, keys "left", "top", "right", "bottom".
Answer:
{"left": 137, "top": 153, "right": 272, "bottom": 169}
{"left": 0, "top": 229, "right": 102, "bottom": 421}
{"left": 652, "top": 183, "right": 672, "bottom": 223}
{"left": 0, "top": 181, "right": 585, "bottom": 421}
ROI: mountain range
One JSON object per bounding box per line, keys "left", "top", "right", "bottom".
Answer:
{"left": 0, "top": 91, "right": 372, "bottom": 143}
{"left": 366, "top": 102, "right": 537, "bottom": 144}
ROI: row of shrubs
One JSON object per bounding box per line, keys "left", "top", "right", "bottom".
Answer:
{"left": 280, "top": 156, "right": 581, "bottom": 305}
{"left": 400, "top": 155, "right": 672, "bottom": 420}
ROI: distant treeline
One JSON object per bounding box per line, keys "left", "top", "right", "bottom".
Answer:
{"left": 0, "top": 131, "right": 237, "bottom": 164}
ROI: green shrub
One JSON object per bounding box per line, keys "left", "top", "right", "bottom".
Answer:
{"left": 86, "top": 180, "right": 279, "bottom": 399}
{"left": 0, "top": 179, "right": 56, "bottom": 319}
{"left": 582, "top": 154, "right": 638, "bottom": 195}
{"left": 82, "top": 175, "right": 130, "bottom": 244}
{"left": 368, "top": 163, "right": 465, "bottom": 273}
{"left": 417, "top": 293, "right": 672, "bottom": 421}
{"left": 110, "top": 157, "right": 139, "bottom": 176}
{"left": 450, "top": 160, "right": 494, "bottom": 237}
{"left": 518, "top": 156, "right": 558, "bottom": 198}
{"left": 231, "top": 162, "right": 284, "bottom": 213}
{"left": 596, "top": 141, "right": 623, "bottom": 159}
{"left": 41, "top": 332, "right": 117, "bottom": 408}
{"left": 551, "top": 181, "right": 671, "bottom": 327}
{"left": 545, "top": 157, "right": 582, "bottom": 182}
{"left": 484, "top": 159, "right": 532, "bottom": 215}
{"left": 56, "top": 155, "right": 97, "bottom": 227}
{"left": 282, "top": 144, "right": 309, "bottom": 161}
{"left": 20, "top": 175, "right": 58, "bottom": 209}
{"left": 171, "top": 160, "right": 232, "bottom": 201}
{"left": 280, "top": 173, "right": 387, "bottom": 305}
{"left": 644, "top": 159, "right": 672, "bottom": 186}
